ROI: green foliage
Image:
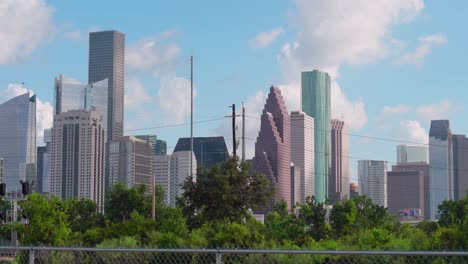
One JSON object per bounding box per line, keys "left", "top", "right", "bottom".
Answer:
{"left": 298, "top": 196, "right": 331, "bottom": 241}
{"left": 105, "top": 183, "right": 151, "bottom": 222}
{"left": 437, "top": 195, "right": 467, "bottom": 227}
{"left": 178, "top": 159, "right": 273, "bottom": 229}
{"left": 330, "top": 199, "right": 357, "bottom": 238}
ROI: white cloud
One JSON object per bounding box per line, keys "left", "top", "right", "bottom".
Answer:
{"left": 125, "top": 76, "right": 153, "bottom": 112}
{"left": 383, "top": 104, "right": 413, "bottom": 115}
{"left": 249, "top": 27, "right": 285, "bottom": 49}
{"left": 331, "top": 81, "right": 367, "bottom": 130}
{"left": 158, "top": 75, "right": 193, "bottom": 124}
{"left": 399, "top": 120, "right": 428, "bottom": 144}
{"left": 0, "top": 0, "right": 54, "bottom": 64}
{"left": 64, "top": 31, "right": 81, "bottom": 40}
{"left": 1, "top": 83, "right": 53, "bottom": 145}
{"left": 398, "top": 33, "right": 447, "bottom": 66}
{"left": 416, "top": 99, "right": 461, "bottom": 122}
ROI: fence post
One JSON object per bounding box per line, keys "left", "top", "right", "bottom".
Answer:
{"left": 28, "top": 246, "right": 35, "bottom": 264}
{"left": 216, "top": 248, "right": 222, "bottom": 264}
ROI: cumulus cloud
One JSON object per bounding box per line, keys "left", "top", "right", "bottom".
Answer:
{"left": 124, "top": 76, "right": 153, "bottom": 112}
{"left": 0, "top": 83, "right": 53, "bottom": 145}
{"left": 399, "top": 120, "right": 428, "bottom": 144}
{"left": 0, "top": 0, "right": 54, "bottom": 64}
{"left": 398, "top": 33, "right": 447, "bottom": 67}
{"left": 158, "top": 76, "right": 193, "bottom": 124}
{"left": 64, "top": 31, "right": 82, "bottom": 40}
{"left": 383, "top": 104, "right": 413, "bottom": 115}
{"left": 416, "top": 99, "right": 461, "bottom": 122}
{"left": 249, "top": 27, "right": 285, "bottom": 49}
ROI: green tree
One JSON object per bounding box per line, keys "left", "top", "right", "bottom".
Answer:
{"left": 65, "top": 198, "right": 104, "bottom": 234}
{"left": 437, "top": 195, "right": 467, "bottom": 227}
{"left": 298, "top": 196, "right": 330, "bottom": 241}
{"left": 105, "top": 183, "right": 151, "bottom": 222}
{"left": 17, "top": 194, "right": 71, "bottom": 245}
{"left": 330, "top": 199, "right": 357, "bottom": 238}
{"left": 264, "top": 201, "right": 306, "bottom": 245}
{"left": 178, "top": 159, "right": 273, "bottom": 228}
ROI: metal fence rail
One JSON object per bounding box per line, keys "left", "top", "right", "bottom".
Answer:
{"left": 0, "top": 246, "right": 466, "bottom": 264}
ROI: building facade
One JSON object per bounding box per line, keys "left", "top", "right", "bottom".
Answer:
{"left": 154, "top": 155, "right": 171, "bottom": 205}
{"left": 173, "top": 137, "right": 229, "bottom": 169}
{"left": 452, "top": 134, "right": 468, "bottom": 200}
{"left": 391, "top": 162, "right": 430, "bottom": 220}
{"left": 358, "top": 160, "right": 387, "bottom": 207}
{"left": 169, "top": 151, "right": 197, "bottom": 207}
{"left": 155, "top": 140, "right": 167, "bottom": 156}
{"left": 330, "top": 119, "right": 350, "bottom": 202}
{"left": 387, "top": 170, "right": 424, "bottom": 216}
{"left": 290, "top": 163, "right": 302, "bottom": 206}
{"left": 290, "top": 111, "right": 314, "bottom": 203}
{"left": 50, "top": 110, "right": 105, "bottom": 211}
{"left": 109, "top": 136, "right": 154, "bottom": 193}
{"left": 428, "top": 120, "right": 453, "bottom": 219}
{"left": 253, "top": 86, "right": 291, "bottom": 211}
{"left": 0, "top": 93, "right": 36, "bottom": 193}
{"left": 397, "top": 145, "right": 429, "bottom": 164}
{"left": 301, "top": 70, "right": 331, "bottom": 203}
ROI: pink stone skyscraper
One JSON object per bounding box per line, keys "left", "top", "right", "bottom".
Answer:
{"left": 253, "top": 86, "right": 291, "bottom": 211}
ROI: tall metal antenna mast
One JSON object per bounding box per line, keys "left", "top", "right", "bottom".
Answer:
{"left": 190, "top": 56, "right": 194, "bottom": 176}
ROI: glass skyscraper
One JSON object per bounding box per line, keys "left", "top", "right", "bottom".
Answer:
{"left": 397, "top": 145, "right": 429, "bottom": 164}
{"left": 0, "top": 93, "right": 36, "bottom": 193}
{"left": 88, "top": 30, "right": 125, "bottom": 142}
{"left": 301, "top": 70, "right": 331, "bottom": 203}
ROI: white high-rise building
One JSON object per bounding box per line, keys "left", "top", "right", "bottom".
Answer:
{"left": 330, "top": 119, "right": 350, "bottom": 202}
{"left": 397, "top": 145, "right": 429, "bottom": 164}
{"left": 290, "top": 111, "right": 314, "bottom": 203}
{"left": 169, "top": 151, "right": 197, "bottom": 207}
{"left": 154, "top": 155, "right": 171, "bottom": 205}
{"left": 108, "top": 136, "right": 154, "bottom": 193}
{"left": 428, "top": 120, "right": 453, "bottom": 219}
{"left": 50, "top": 109, "right": 105, "bottom": 211}
{"left": 358, "top": 160, "right": 387, "bottom": 207}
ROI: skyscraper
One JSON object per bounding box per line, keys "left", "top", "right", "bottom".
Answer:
{"left": 88, "top": 30, "right": 125, "bottom": 142}
{"left": 134, "top": 135, "right": 168, "bottom": 156}
{"left": 429, "top": 120, "right": 453, "bottom": 219}
{"left": 174, "top": 137, "right": 229, "bottom": 169}
{"left": 170, "top": 151, "right": 197, "bottom": 207}
{"left": 358, "top": 160, "right": 387, "bottom": 207}
{"left": 397, "top": 145, "right": 429, "bottom": 164}
{"left": 330, "top": 119, "right": 350, "bottom": 202}
{"left": 253, "top": 86, "right": 291, "bottom": 211}
{"left": 0, "top": 93, "right": 36, "bottom": 193}
{"left": 50, "top": 109, "right": 105, "bottom": 211}
{"left": 452, "top": 134, "right": 468, "bottom": 200}
{"left": 154, "top": 155, "right": 171, "bottom": 205}
{"left": 301, "top": 70, "right": 331, "bottom": 203}
{"left": 290, "top": 111, "right": 314, "bottom": 203}
{"left": 387, "top": 170, "right": 424, "bottom": 216}
{"left": 108, "top": 136, "right": 154, "bottom": 193}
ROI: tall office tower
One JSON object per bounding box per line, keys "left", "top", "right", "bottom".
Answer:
{"left": 169, "top": 151, "right": 197, "bottom": 207}
{"left": 155, "top": 140, "right": 167, "bottom": 155}
{"left": 358, "top": 160, "right": 387, "bottom": 207}
{"left": 253, "top": 86, "right": 291, "bottom": 211}
{"left": 109, "top": 136, "right": 154, "bottom": 193}
{"left": 154, "top": 155, "right": 171, "bottom": 205}
{"left": 387, "top": 170, "right": 424, "bottom": 216}
{"left": 134, "top": 134, "right": 156, "bottom": 154}
{"left": 37, "top": 129, "right": 52, "bottom": 193}
{"left": 349, "top": 183, "right": 358, "bottom": 199}
{"left": 88, "top": 30, "right": 125, "bottom": 142}
{"left": 0, "top": 93, "right": 36, "bottom": 193}
{"left": 290, "top": 163, "right": 302, "bottom": 206}
{"left": 397, "top": 145, "right": 429, "bottom": 164}
{"left": 301, "top": 70, "right": 331, "bottom": 203}
{"left": 452, "top": 134, "right": 468, "bottom": 200}
{"left": 429, "top": 120, "right": 453, "bottom": 219}
{"left": 290, "top": 111, "right": 314, "bottom": 203}
{"left": 54, "top": 74, "right": 108, "bottom": 140}
{"left": 330, "top": 119, "right": 350, "bottom": 202}
{"left": 174, "top": 137, "right": 229, "bottom": 169}
{"left": 50, "top": 110, "right": 105, "bottom": 211}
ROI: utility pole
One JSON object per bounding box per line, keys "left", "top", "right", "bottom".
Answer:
{"left": 231, "top": 104, "right": 236, "bottom": 158}
{"left": 242, "top": 102, "right": 245, "bottom": 162}
{"left": 190, "top": 56, "right": 194, "bottom": 176}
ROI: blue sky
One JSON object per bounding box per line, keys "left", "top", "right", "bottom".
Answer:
{"left": 1, "top": 0, "right": 467, "bottom": 182}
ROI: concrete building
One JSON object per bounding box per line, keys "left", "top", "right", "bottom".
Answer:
{"left": 0, "top": 93, "right": 36, "bottom": 193}
{"left": 253, "top": 86, "right": 291, "bottom": 211}
{"left": 170, "top": 151, "right": 197, "bottom": 207}
{"left": 154, "top": 155, "right": 171, "bottom": 205}
{"left": 134, "top": 135, "right": 168, "bottom": 157}
{"left": 429, "top": 120, "right": 453, "bottom": 219}
{"left": 387, "top": 170, "right": 424, "bottom": 216}
{"left": 174, "top": 137, "right": 229, "bottom": 169}
{"left": 397, "top": 145, "right": 429, "bottom": 164}
{"left": 391, "top": 162, "right": 430, "bottom": 220}
{"left": 330, "top": 119, "right": 350, "bottom": 202}
{"left": 301, "top": 70, "right": 331, "bottom": 203}
{"left": 290, "top": 111, "right": 314, "bottom": 203}
{"left": 452, "top": 134, "right": 468, "bottom": 200}
{"left": 109, "top": 136, "right": 154, "bottom": 193}
{"left": 358, "top": 160, "right": 387, "bottom": 207}
{"left": 290, "top": 163, "right": 302, "bottom": 206}
{"left": 50, "top": 110, "right": 105, "bottom": 211}
{"left": 36, "top": 129, "right": 52, "bottom": 194}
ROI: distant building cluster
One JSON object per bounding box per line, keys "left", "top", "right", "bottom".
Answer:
{"left": 0, "top": 30, "right": 466, "bottom": 221}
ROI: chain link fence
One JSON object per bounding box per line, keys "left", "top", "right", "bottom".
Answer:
{"left": 0, "top": 247, "right": 466, "bottom": 264}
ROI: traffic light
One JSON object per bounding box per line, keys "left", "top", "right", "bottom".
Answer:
{"left": 0, "top": 183, "right": 5, "bottom": 196}
{"left": 21, "top": 182, "right": 30, "bottom": 196}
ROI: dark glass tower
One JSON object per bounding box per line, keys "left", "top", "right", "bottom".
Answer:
{"left": 174, "top": 137, "right": 229, "bottom": 169}
{"left": 88, "top": 30, "right": 125, "bottom": 141}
